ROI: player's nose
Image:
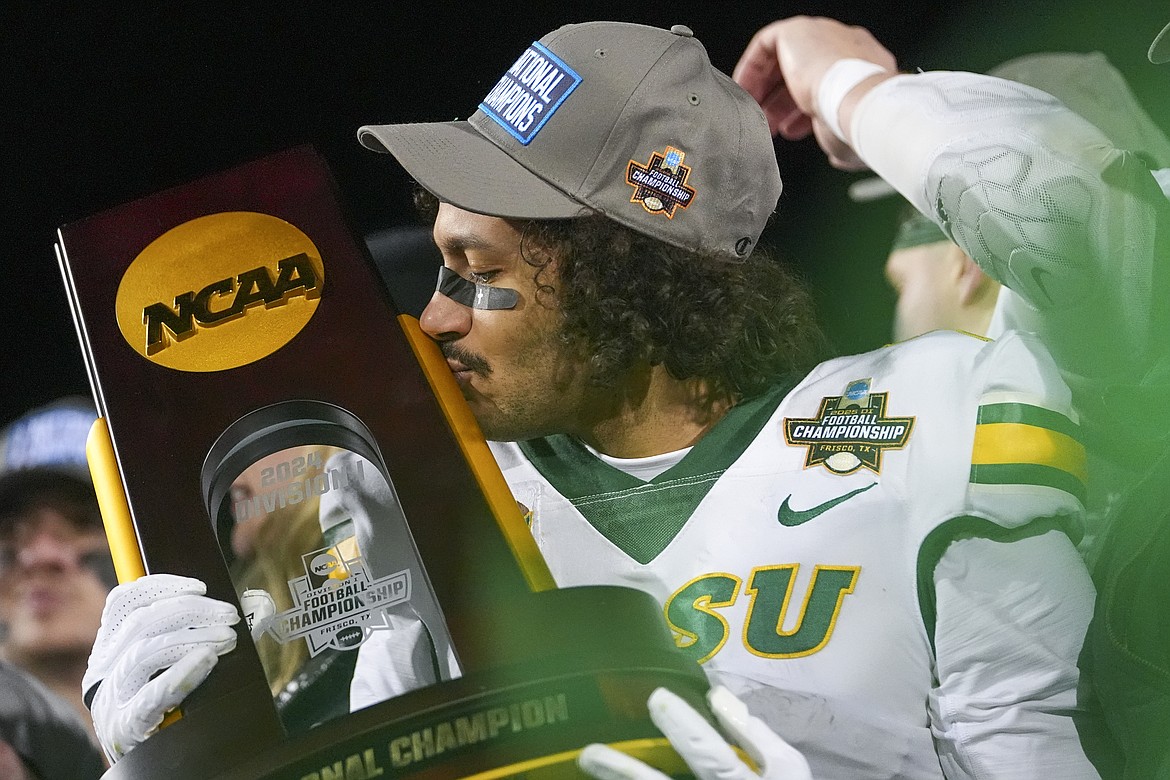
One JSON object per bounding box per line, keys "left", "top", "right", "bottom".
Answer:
{"left": 15, "top": 531, "right": 76, "bottom": 571}
{"left": 420, "top": 289, "right": 472, "bottom": 342}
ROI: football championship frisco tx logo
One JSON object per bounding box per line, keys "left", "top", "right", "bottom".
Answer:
{"left": 264, "top": 537, "right": 412, "bottom": 656}
{"left": 784, "top": 379, "right": 914, "bottom": 475}
{"left": 626, "top": 146, "right": 696, "bottom": 218}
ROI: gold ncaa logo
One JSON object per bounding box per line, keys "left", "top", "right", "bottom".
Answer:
{"left": 116, "top": 212, "right": 324, "bottom": 372}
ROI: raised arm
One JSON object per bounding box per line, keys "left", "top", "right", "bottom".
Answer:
{"left": 734, "top": 17, "right": 1169, "bottom": 434}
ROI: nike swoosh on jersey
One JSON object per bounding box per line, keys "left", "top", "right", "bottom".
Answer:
{"left": 1030, "top": 266, "right": 1055, "bottom": 306}
{"left": 777, "top": 482, "right": 877, "bottom": 527}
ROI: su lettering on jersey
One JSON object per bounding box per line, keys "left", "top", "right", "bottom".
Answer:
{"left": 664, "top": 564, "right": 860, "bottom": 664}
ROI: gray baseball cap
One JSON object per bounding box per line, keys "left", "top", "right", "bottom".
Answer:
{"left": 358, "top": 21, "right": 782, "bottom": 258}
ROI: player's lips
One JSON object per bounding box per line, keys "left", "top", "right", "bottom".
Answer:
{"left": 446, "top": 358, "right": 472, "bottom": 379}
{"left": 24, "top": 586, "right": 65, "bottom": 617}
{"left": 440, "top": 345, "right": 490, "bottom": 385}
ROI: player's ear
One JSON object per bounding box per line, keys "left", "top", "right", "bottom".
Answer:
{"left": 953, "top": 248, "right": 997, "bottom": 307}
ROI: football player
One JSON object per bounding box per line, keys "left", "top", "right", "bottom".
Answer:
{"left": 85, "top": 17, "right": 1109, "bottom": 779}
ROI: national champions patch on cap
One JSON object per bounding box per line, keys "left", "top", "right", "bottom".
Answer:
{"left": 479, "top": 42, "right": 582, "bottom": 145}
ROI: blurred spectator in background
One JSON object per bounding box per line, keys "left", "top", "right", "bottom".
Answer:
{"left": 0, "top": 397, "right": 113, "bottom": 750}
{"left": 1, "top": 659, "right": 104, "bottom": 778}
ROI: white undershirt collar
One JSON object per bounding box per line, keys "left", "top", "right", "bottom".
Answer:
{"left": 579, "top": 440, "right": 692, "bottom": 481}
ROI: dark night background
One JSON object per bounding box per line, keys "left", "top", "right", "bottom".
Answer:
{"left": 2, "top": 0, "right": 1166, "bottom": 428}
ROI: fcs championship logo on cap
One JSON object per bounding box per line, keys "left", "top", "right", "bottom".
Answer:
{"left": 115, "top": 212, "right": 324, "bottom": 372}
{"left": 784, "top": 379, "right": 915, "bottom": 475}
{"left": 626, "top": 146, "right": 696, "bottom": 218}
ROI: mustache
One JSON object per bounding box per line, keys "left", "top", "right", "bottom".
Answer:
{"left": 440, "top": 342, "right": 492, "bottom": 376}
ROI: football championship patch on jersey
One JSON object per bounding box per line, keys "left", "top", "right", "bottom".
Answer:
{"left": 626, "top": 146, "right": 696, "bottom": 217}
{"left": 784, "top": 379, "right": 914, "bottom": 474}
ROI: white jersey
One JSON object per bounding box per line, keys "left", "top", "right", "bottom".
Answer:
{"left": 490, "top": 329, "right": 1096, "bottom": 779}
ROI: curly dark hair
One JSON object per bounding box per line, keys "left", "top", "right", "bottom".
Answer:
{"left": 415, "top": 189, "right": 828, "bottom": 404}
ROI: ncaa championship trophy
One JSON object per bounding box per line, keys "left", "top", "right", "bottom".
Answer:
{"left": 56, "top": 146, "right": 708, "bottom": 779}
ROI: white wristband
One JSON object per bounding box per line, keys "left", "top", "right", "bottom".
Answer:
{"left": 816, "top": 58, "right": 889, "bottom": 143}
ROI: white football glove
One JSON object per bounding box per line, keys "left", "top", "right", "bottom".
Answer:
{"left": 82, "top": 574, "right": 240, "bottom": 762}
{"left": 240, "top": 588, "right": 277, "bottom": 641}
{"left": 578, "top": 686, "right": 813, "bottom": 780}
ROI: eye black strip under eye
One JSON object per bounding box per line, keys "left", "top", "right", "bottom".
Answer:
{"left": 435, "top": 266, "right": 519, "bottom": 310}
